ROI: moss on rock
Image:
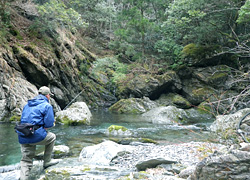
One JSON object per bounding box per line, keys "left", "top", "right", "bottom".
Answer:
{"left": 56, "top": 115, "right": 87, "bottom": 126}
{"left": 197, "top": 102, "right": 214, "bottom": 115}
{"left": 108, "top": 125, "right": 128, "bottom": 133}
{"left": 9, "top": 115, "right": 21, "bottom": 122}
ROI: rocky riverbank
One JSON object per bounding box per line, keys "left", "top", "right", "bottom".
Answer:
{"left": 0, "top": 140, "right": 225, "bottom": 180}
{"left": 1, "top": 140, "right": 250, "bottom": 180}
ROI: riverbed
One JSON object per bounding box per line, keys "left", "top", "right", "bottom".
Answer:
{"left": 0, "top": 109, "right": 213, "bottom": 166}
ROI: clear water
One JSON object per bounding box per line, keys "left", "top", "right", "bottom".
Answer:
{"left": 0, "top": 110, "right": 213, "bottom": 166}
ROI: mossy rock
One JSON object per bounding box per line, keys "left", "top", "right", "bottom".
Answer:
{"left": 45, "top": 168, "right": 71, "bottom": 179}
{"left": 56, "top": 115, "right": 88, "bottom": 126}
{"left": 9, "top": 115, "right": 21, "bottom": 122}
{"left": 81, "top": 167, "right": 91, "bottom": 172}
{"left": 108, "top": 125, "right": 128, "bottom": 133}
{"left": 109, "top": 99, "right": 141, "bottom": 114}
{"left": 189, "top": 87, "right": 216, "bottom": 105}
{"left": 107, "top": 125, "right": 132, "bottom": 136}
{"left": 207, "top": 72, "right": 228, "bottom": 86}
{"left": 109, "top": 98, "right": 156, "bottom": 114}
{"left": 139, "top": 138, "right": 158, "bottom": 144}
{"left": 197, "top": 102, "right": 214, "bottom": 115}
{"left": 171, "top": 94, "right": 191, "bottom": 109}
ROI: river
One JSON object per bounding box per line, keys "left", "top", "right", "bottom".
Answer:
{"left": 0, "top": 109, "right": 213, "bottom": 166}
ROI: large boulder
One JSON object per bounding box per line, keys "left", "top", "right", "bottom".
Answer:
{"left": 141, "top": 106, "right": 187, "bottom": 124}
{"left": 182, "top": 78, "right": 217, "bottom": 106}
{"left": 156, "top": 93, "right": 191, "bottom": 109}
{"left": 79, "top": 140, "right": 134, "bottom": 166}
{"left": 184, "top": 108, "right": 215, "bottom": 123}
{"left": 117, "top": 71, "right": 182, "bottom": 99}
{"left": 210, "top": 108, "right": 250, "bottom": 144}
{"left": 56, "top": 102, "right": 92, "bottom": 125}
{"left": 190, "top": 147, "right": 250, "bottom": 180}
{"left": 109, "top": 97, "right": 158, "bottom": 114}
{"left": 142, "top": 106, "right": 214, "bottom": 125}
{"left": 135, "top": 158, "right": 177, "bottom": 171}
{"left": 193, "top": 65, "right": 231, "bottom": 89}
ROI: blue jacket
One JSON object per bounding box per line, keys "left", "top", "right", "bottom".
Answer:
{"left": 18, "top": 95, "right": 55, "bottom": 144}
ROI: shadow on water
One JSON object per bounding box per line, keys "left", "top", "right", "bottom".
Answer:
{"left": 0, "top": 109, "right": 214, "bottom": 166}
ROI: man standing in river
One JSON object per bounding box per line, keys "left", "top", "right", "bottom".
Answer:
{"left": 17, "top": 86, "right": 59, "bottom": 180}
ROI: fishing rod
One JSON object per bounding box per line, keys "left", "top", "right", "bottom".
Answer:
{"left": 63, "top": 89, "right": 85, "bottom": 110}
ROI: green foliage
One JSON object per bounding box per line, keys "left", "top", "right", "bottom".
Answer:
{"left": 109, "top": 39, "right": 137, "bottom": 61}
{"left": 237, "top": 1, "right": 250, "bottom": 24}
{"left": 110, "top": 0, "right": 171, "bottom": 62}
{"left": 164, "top": 0, "right": 241, "bottom": 51}
{"left": 9, "top": 26, "right": 23, "bottom": 40}
{"left": 91, "top": 57, "right": 128, "bottom": 84}
{"left": 154, "top": 38, "right": 183, "bottom": 62}
{"left": 68, "top": 0, "right": 116, "bottom": 37}
{"left": 36, "top": 0, "right": 88, "bottom": 34}
{"left": 0, "top": 0, "right": 11, "bottom": 26}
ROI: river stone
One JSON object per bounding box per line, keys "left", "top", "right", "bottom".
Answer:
{"left": 107, "top": 125, "right": 132, "bottom": 136}
{"left": 178, "top": 165, "right": 196, "bottom": 179}
{"left": 0, "top": 163, "right": 20, "bottom": 173}
{"left": 156, "top": 93, "right": 191, "bottom": 109}
{"left": 193, "top": 65, "right": 230, "bottom": 89}
{"left": 79, "top": 140, "right": 134, "bottom": 166}
{"left": 135, "top": 158, "right": 177, "bottom": 171}
{"left": 0, "top": 99, "right": 7, "bottom": 120}
{"left": 53, "top": 145, "right": 70, "bottom": 158}
{"left": 56, "top": 102, "right": 92, "bottom": 125}
{"left": 117, "top": 71, "right": 182, "bottom": 99}
{"left": 142, "top": 106, "right": 187, "bottom": 124}
{"left": 184, "top": 108, "right": 214, "bottom": 123}
{"left": 210, "top": 108, "right": 250, "bottom": 143}
{"left": 109, "top": 97, "right": 158, "bottom": 114}
{"left": 0, "top": 170, "right": 20, "bottom": 180}
{"left": 239, "top": 142, "right": 250, "bottom": 152}
{"left": 190, "top": 149, "right": 250, "bottom": 180}
{"left": 43, "top": 157, "right": 130, "bottom": 180}
{"left": 182, "top": 78, "right": 217, "bottom": 105}
{"left": 210, "top": 108, "right": 250, "bottom": 132}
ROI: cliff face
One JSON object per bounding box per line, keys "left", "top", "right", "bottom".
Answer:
{"left": 0, "top": 3, "right": 115, "bottom": 121}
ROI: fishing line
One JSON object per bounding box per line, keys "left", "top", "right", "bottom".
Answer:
{"left": 63, "top": 89, "right": 84, "bottom": 110}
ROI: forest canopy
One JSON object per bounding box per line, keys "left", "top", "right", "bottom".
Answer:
{"left": 1, "top": 0, "right": 250, "bottom": 69}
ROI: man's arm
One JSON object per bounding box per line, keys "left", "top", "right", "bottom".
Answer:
{"left": 43, "top": 105, "right": 55, "bottom": 128}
